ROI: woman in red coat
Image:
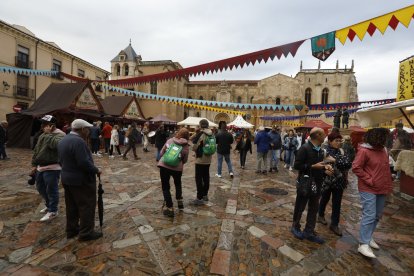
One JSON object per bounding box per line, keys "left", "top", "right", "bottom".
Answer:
{"left": 352, "top": 128, "right": 392, "bottom": 258}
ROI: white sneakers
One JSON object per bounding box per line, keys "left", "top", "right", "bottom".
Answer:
{"left": 358, "top": 240, "right": 380, "bottom": 258}
{"left": 230, "top": 172, "right": 234, "bottom": 178}
{"left": 109, "top": 155, "right": 115, "bottom": 159}
{"left": 284, "top": 164, "right": 288, "bottom": 168}
{"left": 40, "top": 207, "right": 48, "bottom": 213}
{"left": 289, "top": 167, "right": 293, "bottom": 171}
{"left": 215, "top": 174, "right": 222, "bottom": 178}
{"left": 40, "top": 212, "right": 58, "bottom": 222}
{"left": 369, "top": 239, "right": 380, "bottom": 250}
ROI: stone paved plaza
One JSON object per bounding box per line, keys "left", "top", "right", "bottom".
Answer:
{"left": 0, "top": 146, "right": 413, "bottom": 275}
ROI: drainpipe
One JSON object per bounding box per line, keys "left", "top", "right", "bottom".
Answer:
{"left": 34, "top": 39, "right": 39, "bottom": 101}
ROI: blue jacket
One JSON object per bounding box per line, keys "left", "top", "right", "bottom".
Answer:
{"left": 254, "top": 130, "right": 270, "bottom": 153}
{"left": 90, "top": 126, "right": 101, "bottom": 139}
{"left": 58, "top": 133, "right": 99, "bottom": 186}
{"left": 268, "top": 131, "right": 282, "bottom": 149}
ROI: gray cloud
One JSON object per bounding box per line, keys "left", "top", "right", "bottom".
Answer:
{"left": 1, "top": 0, "right": 413, "bottom": 101}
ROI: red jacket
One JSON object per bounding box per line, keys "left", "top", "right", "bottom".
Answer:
{"left": 101, "top": 125, "right": 112, "bottom": 139}
{"left": 352, "top": 143, "right": 393, "bottom": 195}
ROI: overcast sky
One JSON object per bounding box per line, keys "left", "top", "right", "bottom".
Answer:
{"left": 1, "top": 0, "right": 413, "bottom": 101}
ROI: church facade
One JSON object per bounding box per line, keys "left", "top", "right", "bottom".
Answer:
{"left": 110, "top": 43, "right": 358, "bottom": 127}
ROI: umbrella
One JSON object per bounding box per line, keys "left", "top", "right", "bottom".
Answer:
{"left": 97, "top": 175, "right": 104, "bottom": 230}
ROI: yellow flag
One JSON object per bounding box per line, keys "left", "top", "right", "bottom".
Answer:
{"left": 397, "top": 56, "right": 414, "bottom": 101}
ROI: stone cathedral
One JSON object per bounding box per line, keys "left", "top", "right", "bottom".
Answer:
{"left": 110, "top": 43, "right": 358, "bottom": 127}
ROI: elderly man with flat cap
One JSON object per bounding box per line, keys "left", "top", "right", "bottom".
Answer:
{"left": 58, "top": 119, "right": 102, "bottom": 241}
{"left": 291, "top": 127, "right": 334, "bottom": 244}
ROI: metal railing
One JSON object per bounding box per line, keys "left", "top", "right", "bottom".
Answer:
{"left": 13, "top": 86, "right": 35, "bottom": 100}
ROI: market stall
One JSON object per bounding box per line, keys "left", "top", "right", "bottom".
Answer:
{"left": 227, "top": 115, "right": 254, "bottom": 129}
{"left": 177, "top": 116, "right": 218, "bottom": 128}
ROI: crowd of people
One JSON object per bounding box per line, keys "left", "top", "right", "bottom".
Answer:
{"left": 5, "top": 113, "right": 411, "bottom": 253}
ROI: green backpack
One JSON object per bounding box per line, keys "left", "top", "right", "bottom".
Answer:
{"left": 162, "top": 143, "right": 183, "bottom": 166}
{"left": 203, "top": 135, "right": 216, "bottom": 155}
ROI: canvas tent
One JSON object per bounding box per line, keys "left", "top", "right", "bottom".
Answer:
{"left": 7, "top": 82, "right": 103, "bottom": 148}
{"left": 177, "top": 116, "right": 218, "bottom": 127}
{"left": 356, "top": 99, "right": 414, "bottom": 128}
{"left": 302, "top": 119, "right": 332, "bottom": 130}
{"left": 150, "top": 114, "right": 176, "bottom": 124}
{"left": 100, "top": 96, "right": 146, "bottom": 122}
{"left": 227, "top": 115, "right": 254, "bottom": 129}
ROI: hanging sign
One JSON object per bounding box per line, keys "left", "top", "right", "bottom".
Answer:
{"left": 397, "top": 56, "right": 414, "bottom": 102}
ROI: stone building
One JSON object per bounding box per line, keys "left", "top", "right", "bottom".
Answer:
{"left": 111, "top": 44, "right": 358, "bottom": 126}
{"left": 0, "top": 20, "right": 109, "bottom": 120}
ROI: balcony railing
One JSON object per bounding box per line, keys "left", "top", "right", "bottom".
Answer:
{"left": 95, "top": 84, "right": 103, "bottom": 92}
{"left": 51, "top": 70, "right": 63, "bottom": 80}
{"left": 13, "top": 86, "right": 35, "bottom": 100}
{"left": 15, "top": 56, "right": 33, "bottom": 69}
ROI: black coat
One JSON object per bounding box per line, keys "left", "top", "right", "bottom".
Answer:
{"left": 155, "top": 129, "right": 169, "bottom": 149}
{"left": 0, "top": 126, "right": 7, "bottom": 144}
{"left": 58, "top": 133, "right": 99, "bottom": 186}
{"left": 294, "top": 142, "right": 325, "bottom": 183}
{"left": 215, "top": 130, "right": 234, "bottom": 155}
{"left": 236, "top": 137, "right": 252, "bottom": 154}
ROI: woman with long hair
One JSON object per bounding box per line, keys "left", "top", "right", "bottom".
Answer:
{"left": 235, "top": 129, "right": 252, "bottom": 169}
{"left": 352, "top": 128, "right": 392, "bottom": 258}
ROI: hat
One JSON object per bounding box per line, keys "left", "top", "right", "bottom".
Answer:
{"left": 199, "top": 119, "right": 209, "bottom": 129}
{"left": 258, "top": 126, "right": 265, "bottom": 131}
{"left": 40, "top": 115, "right": 57, "bottom": 125}
{"left": 71, "top": 119, "right": 93, "bottom": 129}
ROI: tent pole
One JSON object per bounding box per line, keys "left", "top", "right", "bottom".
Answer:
{"left": 399, "top": 108, "right": 414, "bottom": 129}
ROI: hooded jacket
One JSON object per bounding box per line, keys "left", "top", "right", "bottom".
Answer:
{"left": 158, "top": 137, "right": 189, "bottom": 171}
{"left": 215, "top": 129, "right": 234, "bottom": 155}
{"left": 192, "top": 128, "right": 214, "bottom": 164}
{"left": 352, "top": 143, "right": 393, "bottom": 195}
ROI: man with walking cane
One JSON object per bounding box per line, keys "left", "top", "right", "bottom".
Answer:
{"left": 58, "top": 119, "right": 103, "bottom": 241}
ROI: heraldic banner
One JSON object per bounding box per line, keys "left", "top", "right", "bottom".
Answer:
{"left": 397, "top": 56, "right": 414, "bottom": 102}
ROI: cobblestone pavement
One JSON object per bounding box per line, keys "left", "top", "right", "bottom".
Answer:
{"left": 0, "top": 146, "right": 414, "bottom": 275}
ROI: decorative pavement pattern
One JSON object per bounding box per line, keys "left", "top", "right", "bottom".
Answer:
{"left": 0, "top": 146, "right": 414, "bottom": 275}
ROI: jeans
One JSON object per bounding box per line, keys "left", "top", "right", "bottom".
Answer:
{"left": 285, "top": 149, "right": 295, "bottom": 168}
{"left": 269, "top": 149, "right": 280, "bottom": 169}
{"left": 239, "top": 150, "right": 248, "bottom": 167}
{"left": 195, "top": 164, "right": 210, "bottom": 200}
{"left": 256, "top": 152, "right": 268, "bottom": 171}
{"left": 217, "top": 153, "right": 233, "bottom": 175}
{"left": 292, "top": 189, "right": 321, "bottom": 234}
{"left": 90, "top": 138, "right": 100, "bottom": 154}
{"left": 359, "top": 191, "right": 386, "bottom": 244}
{"left": 160, "top": 167, "right": 183, "bottom": 208}
{"left": 36, "top": 170, "right": 60, "bottom": 213}
{"left": 318, "top": 188, "right": 344, "bottom": 226}
{"left": 156, "top": 148, "right": 162, "bottom": 161}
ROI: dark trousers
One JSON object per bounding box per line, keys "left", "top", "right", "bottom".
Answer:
{"left": 0, "top": 143, "right": 7, "bottom": 159}
{"left": 239, "top": 150, "right": 248, "bottom": 167}
{"left": 292, "top": 191, "right": 320, "bottom": 234}
{"left": 104, "top": 138, "right": 110, "bottom": 153}
{"left": 63, "top": 184, "right": 96, "bottom": 238}
{"left": 90, "top": 138, "right": 100, "bottom": 154}
{"left": 109, "top": 145, "right": 121, "bottom": 156}
{"left": 195, "top": 164, "right": 210, "bottom": 200}
{"left": 123, "top": 143, "right": 137, "bottom": 158}
{"left": 160, "top": 167, "right": 183, "bottom": 208}
{"left": 318, "top": 188, "right": 344, "bottom": 226}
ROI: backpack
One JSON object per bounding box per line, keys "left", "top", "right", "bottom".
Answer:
{"left": 203, "top": 135, "right": 216, "bottom": 155}
{"left": 162, "top": 143, "right": 183, "bottom": 167}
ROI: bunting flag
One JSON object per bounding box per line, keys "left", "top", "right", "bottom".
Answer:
{"left": 335, "top": 5, "right": 414, "bottom": 44}
{"left": 307, "top": 98, "right": 395, "bottom": 110}
{"left": 311, "top": 32, "right": 336, "bottom": 61}
{"left": 0, "top": 66, "right": 59, "bottom": 76}
{"left": 105, "top": 40, "right": 305, "bottom": 86}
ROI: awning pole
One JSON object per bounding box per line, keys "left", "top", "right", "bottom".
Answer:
{"left": 399, "top": 108, "right": 414, "bottom": 129}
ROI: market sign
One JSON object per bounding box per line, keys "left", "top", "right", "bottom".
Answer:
{"left": 397, "top": 56, "right": 414, "bottom": 102}
{"left": 75, "top": 88, "right": 98, "bottom": 110}
{"left": 125, "top": 100, "right": 141, "bottom": 119}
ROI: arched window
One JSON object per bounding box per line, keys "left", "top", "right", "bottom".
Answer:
{"left": 124, "top": 64, "right": 129, "bottom": 76}
{"left": 237, "top": 96, "right": 242, "bottom": 103}
{"left": 275, "top": 97, "right": 281, "bottom": 105}
{"left": 321, "top": 88, "right": 329, "bottom": 104}
{"left": 116, "top": 64, "right": 120, "bottom": 76}
{"left": 199, "top": 96, "right": 204, "bottom": 100}
{"left": 305, "top": 88, "right": 312, "bottom": 105}
{"left": 211, "top": 96, "right": 216, "bottom": 101}
{"left": 250, "top": 96, "right": 254, "bottom": 103}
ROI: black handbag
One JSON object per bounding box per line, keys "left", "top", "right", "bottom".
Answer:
{"left": 296, "top": 173, "right": 318, "bottom": 197}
